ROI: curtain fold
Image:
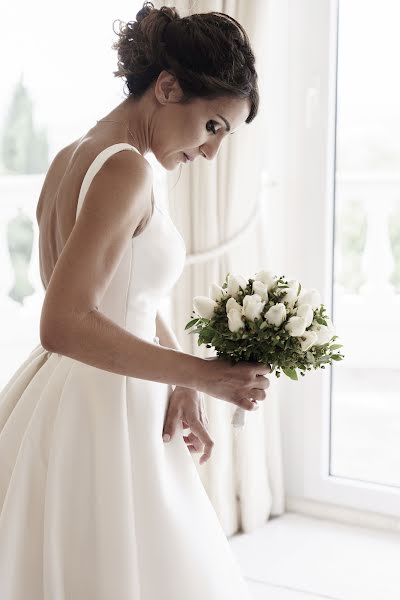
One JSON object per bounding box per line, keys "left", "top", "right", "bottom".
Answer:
{"left": 157, "top": 0, "right": 285, "bottom": 535}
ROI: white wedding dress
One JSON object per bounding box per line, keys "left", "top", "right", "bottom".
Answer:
{"left": 0, "top": 143, "right": 252, "bottom": 600}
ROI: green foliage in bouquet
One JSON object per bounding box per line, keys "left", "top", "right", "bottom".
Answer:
{"left": 185, "top": 273, "right": 344, "bottom": 381}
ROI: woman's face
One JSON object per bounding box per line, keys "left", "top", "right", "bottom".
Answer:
{"left": 151, "top": 71, "right": 251, "bottom": 170}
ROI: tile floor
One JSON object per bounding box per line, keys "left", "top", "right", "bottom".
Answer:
{"left": 228, "top": 513, "right": 400, "bottom": 600}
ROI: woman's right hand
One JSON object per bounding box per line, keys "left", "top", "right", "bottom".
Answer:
{"left": 198, "top": 357, "right": 271, "bottom": 411}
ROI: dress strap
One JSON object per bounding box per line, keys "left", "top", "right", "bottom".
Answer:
{"left": 76, "top": 143, "right": 141, "bottom": 222}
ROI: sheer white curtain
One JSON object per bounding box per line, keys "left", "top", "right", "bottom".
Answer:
{"left": 158, "top": 0, "right": 285, "bottom": 535}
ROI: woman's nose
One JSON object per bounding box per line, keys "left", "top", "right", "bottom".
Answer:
{"left": 200, "top": 136, "right": 224, "bottom": 160}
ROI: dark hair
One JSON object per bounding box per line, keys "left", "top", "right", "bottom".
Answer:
{"left": 112, "top": 1, "right": 259, "bottom": 123}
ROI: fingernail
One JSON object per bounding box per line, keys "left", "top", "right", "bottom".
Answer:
{"left": 163, "top": 434, "right": 171, "bottom": 442}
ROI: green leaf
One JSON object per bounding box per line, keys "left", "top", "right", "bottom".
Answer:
{"left": 185, "top": 318, "right": 199, "bottom": 330}
{"left": 331, "top": 354, "right": 343, "bottom": 361}
{"left": 282, "top": 366, "right": 298, "bottom": 381}
{"left": 329, "top": 344, "right": 343, "bottom": 350}
{"left": 315, "top": 316, "right": 327, "bottom": 326}
{"left": 306, "top": 351, "right": 315, "bottom": 363}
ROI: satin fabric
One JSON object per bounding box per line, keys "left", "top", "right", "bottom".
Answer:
{"left": 0, "top": 143, "right": 252, "bottom": 599}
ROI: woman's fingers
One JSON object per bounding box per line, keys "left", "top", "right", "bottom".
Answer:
{"left": 189, "top": 419, "right": 214, "bottom": 465}
{"left": 256, "top": 375, "right": 270, "bottom": 389}
{"left": 249, "top": 388, "right": 267, "bottom": 401}
{"left": 255, "top": 363, "right": 271, "bottom": 375}
{"left": 163, "top": 395, "right": 212, "bottom": 464}
{"left": 163, "top": 404, "right": 181, "bottom": 442}
{"left": 183, "top": 432, "right": 203, "bottom": 452}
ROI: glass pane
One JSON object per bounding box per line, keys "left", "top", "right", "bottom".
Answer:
{"left": 0, "top": 1, "right": 169, "bottom": 389}
{"left": 331, "top": 0, "right": 400, "bottom": 487}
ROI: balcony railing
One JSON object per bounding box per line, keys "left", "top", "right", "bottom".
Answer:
{"left": 334, "top": 172, "right": 400, "bottom": 369}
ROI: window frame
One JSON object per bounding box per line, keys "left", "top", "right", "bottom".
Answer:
{"left": 273, "top": 0, "right": 400, "bottom": 521}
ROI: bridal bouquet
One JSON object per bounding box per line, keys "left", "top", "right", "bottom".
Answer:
{"left": 185, "top": 270, "right": 344, "bottom": 428}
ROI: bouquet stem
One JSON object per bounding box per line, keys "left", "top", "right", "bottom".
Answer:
{"left": 231, "top": 407, "right": 246, "bottom": 428}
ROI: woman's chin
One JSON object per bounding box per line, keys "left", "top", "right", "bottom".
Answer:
{"left": 154, "top": 151, "right": 185, "bottom": 171}
{"left": 163, "top": 155, "right": 184, "bottom": 171}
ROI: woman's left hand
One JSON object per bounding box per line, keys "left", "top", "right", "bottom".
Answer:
{"left": 162, "top": 386, "right": 212, "bottom": 464}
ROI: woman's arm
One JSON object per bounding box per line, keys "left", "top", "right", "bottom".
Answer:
{"left": 156, "top": 311, "right": 190, "bottom": 393}
{"left": 40, "top": 151, "right": 204, "bottom": 391}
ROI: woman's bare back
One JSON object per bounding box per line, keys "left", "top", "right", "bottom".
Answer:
{"left": 36, "top": 128, "right": 153, "bottom": 291}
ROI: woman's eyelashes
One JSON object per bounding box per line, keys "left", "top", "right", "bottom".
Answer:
{"left": 206, "top": 120, "right": 220, "bottom": 135}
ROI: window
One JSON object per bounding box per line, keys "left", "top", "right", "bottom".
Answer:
{"left": 331, "top": 0, "right": 400, "bottom": 489}
{"left": 0, "top": 1, "right": 167, "bottom": 388}
{"left": 278, "top": 0, "right": 400, "bottom": 520}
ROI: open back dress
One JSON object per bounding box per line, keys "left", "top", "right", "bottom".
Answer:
{"left": 0, "top": 143, "right": 252, "bottom": 600}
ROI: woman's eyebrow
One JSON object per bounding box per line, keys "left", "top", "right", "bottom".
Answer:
{"left": 216, "top": 114, "right": 231, "bottom": 132}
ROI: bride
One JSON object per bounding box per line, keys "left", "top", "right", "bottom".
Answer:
{"left": 0, "top": 3, "right": 270, "bottom": 599}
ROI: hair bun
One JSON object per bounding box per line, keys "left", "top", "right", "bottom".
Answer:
{"left": 112, "top": 2, "right": 259, "bottom": 122}
{"left": 135, "top": 3, "right": 153, "bottom": 23}
{"left": 136, "top": 2, "right": 179, "bottom": 25}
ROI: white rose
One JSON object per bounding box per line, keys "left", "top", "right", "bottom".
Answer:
{"left": 297, "top": 288, "right": 321, "bottom": 310}
{"left": 285, "top": 316, "right": 307, "bottom": 337}
{"left": 227, "top": 309, "right": 245, "bottom": 332}
{"left": 226, "top": 297, "right": 242, "bottom": 314}
{"left": 252, "top": 280, "right": 269, "bottom": 301}
{"left": 242, "top": 294, "right": 265, "bottom": 321}
{"left": 287, "top": 279, "right": 301, "bottom": 294}
{"left": 227, "top": 273, "right": 248, "bottom": 298}
{"left": 254, "top": 269, "right": 277, "bottom": 291}
{"left": 264, "top": 303, "right": 286, "bottom": 327}
{"left": 209, "top": 283, "right": 228, "bottom": 302}
{"left": 299, "top": 330, "right": 318, "bottom": 351}
{"left": 193, "top": 296, "right": 218, "bottom": 320}
{"left": 311, "top": 320, "right": 335, "bottom": 346}
{"left": 280, "top": 280, "right": 301, "bottom": 309}
{"left": 295, "top": 303, "right": 314, "bottom": 328}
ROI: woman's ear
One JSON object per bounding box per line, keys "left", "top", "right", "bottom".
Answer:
{"left": 154, "top": 70, "right": 184, "bottom": 104}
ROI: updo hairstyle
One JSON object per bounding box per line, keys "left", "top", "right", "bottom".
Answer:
{"left": 112, "top": 1, "right": 259, "bottom": 123}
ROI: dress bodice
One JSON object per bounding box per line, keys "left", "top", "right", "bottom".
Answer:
{"left": 75, "top": 143, "right": 186, "bottom": 341}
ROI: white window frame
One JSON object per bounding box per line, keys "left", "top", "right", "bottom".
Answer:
{"left": 268, "top": 0, "right": 400, "bottom": 523}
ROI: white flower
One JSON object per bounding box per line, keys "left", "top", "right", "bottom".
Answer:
{"left": 299, "top": 330, "right": 318, "bottom": 351}
{"left": 280, "top": 280, "right": 301, "bottom": 309}
{"left": 287, "top": 279, "right": 301, "bottom": 294}
{"left": 227, "top": 309, "right": 245, "bottom": 332}
{"left": 209, "top": 283, "right": 228, "bottom": 302}
{"left": 226, "top": 297, "right": 242, "bottom": 314}
{"left": 311, "top": 318, "right": 335, "bottom": 346}
{"left": 193, "top": 296, "right": 218, "bottom": 320}
{"left": 296, "top": 288, "right": 321, "bottom": 310}
{"left": 285, "top": 316, "right": 307, "bottom": 337}
{"left": 264, "top": 303, "right": 286, "bottom": 327}
{"left": 252, "top": 280, "right": 269, "bottom": 301}
{"left": 227, "top": 273, "right": 248, "bottom": 298}
{"left": 242, "top": 294, "right": 265, "bottom": 321}
{"left": 254, "top": 269, "right": 277, "bottom": 291}
{"left": 295, "top": 303, "right": 314, "bottom": 328}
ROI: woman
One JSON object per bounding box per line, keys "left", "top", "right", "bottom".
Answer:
{"left": 0, "top": 3, "right": 271, "bottom": 599}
